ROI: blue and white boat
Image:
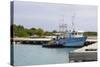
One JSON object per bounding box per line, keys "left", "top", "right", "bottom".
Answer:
{"left": 51, "top": 15, "right": 87, "bottom": 47}
{"left": 55, "top": 31, "right": 87, "bottom": 47}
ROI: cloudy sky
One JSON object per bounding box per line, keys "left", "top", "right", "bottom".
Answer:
{"left": 14, "top": 1, "right": 97, "bottom": 32}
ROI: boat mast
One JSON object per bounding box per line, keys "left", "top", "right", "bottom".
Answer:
{"left": 59, "top": 17, "right": 68, "bottom": 33}
{"left": 59, "top": 15, "right": 68, "bottom": 38}
{"left": 72, "top": 13, "right": 75, "bottom": 32}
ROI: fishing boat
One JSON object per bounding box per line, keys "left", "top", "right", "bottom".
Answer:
{"left": 47, "top": 15, "right": 87, "bottom": 47}
{"left": 54, "top": 30, "right": 87, "bottom": 47}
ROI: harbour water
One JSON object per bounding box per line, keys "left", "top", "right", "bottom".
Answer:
{"left": 13, "top": 44, "right": 77, "bottom": 66}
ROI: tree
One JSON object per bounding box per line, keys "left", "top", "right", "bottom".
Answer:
{"left": 13, "top": 24, "right": 29, "bottom": 37}
{"left": 35, "top": 28, "right": 44, "bottom": 37}
{"left": 44, "top": 31, "right": 54, "bottom": 36}
{"left": 52, "top": 30, "right": 57, "bottom": 33}
{"left": 13, "top": 24, "right": 55, "bottom": 37}
{"left": 30, "top": 28, "right": 36, "bottom": 30}
{"left": 84, "top": 32, "right": 97, "bottom": 36}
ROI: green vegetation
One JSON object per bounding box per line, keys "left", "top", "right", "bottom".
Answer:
{"left": 84, "top": 32, "right": 97, "bottom": 36}
{"left": 12, "top": 24, "right": 54, "bottom": 37}
{"left": 12, "top": 24, "right": 97, "bottom": 37}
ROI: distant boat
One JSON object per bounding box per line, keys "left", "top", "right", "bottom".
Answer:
{"left": 49, "top": 15, "right": 87, "bottom": 47}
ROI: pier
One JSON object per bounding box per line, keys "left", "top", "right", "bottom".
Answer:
{"left": 69, "top": 42, "right": 97, "bottom": 62}
{"left": 11, "top": 38, "right": 52, "bottom": 44}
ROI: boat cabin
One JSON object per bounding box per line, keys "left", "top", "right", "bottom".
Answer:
{"left": 67, "top": 31, "right": 84, "bottom": 38}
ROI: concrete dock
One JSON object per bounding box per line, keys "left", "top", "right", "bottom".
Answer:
{"left": 69, "top": 42, "right": 97, "bottom": 62}
{"left": 12, "top": 38, "right": 52, "bottom": 41}
{"left": 11, "top": 38, "right": 52, "bottom": 44}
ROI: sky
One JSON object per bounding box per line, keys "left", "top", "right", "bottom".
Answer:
{"left": 14, "top": 1, "right": 97, "bottom": 32}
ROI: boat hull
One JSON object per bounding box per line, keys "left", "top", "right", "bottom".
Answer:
{"left": 57, "top": 37, "right": 87, "bottom": 47}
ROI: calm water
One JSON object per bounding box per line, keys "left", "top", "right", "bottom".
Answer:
{"left": 13, "top": 44, "right": 77, "bottom": 66}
